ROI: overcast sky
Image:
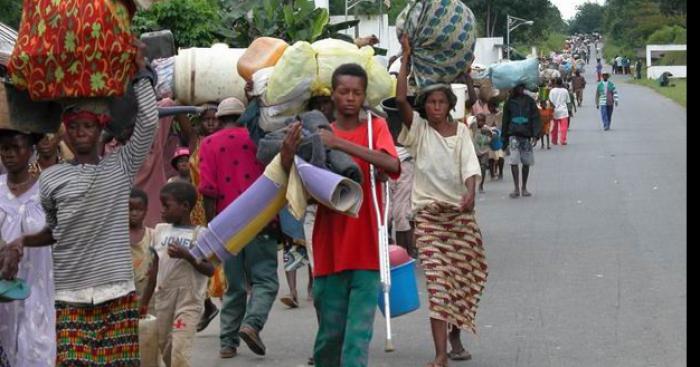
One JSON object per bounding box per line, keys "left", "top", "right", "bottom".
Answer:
{"left": 551, "top": 0, "right": 606, "bottom": 20}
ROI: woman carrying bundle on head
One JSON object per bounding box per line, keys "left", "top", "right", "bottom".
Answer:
{"left": 395, "top": 35, "right": 488, "bottom": 367}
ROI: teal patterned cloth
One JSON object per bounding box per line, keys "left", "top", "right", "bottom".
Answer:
{"left": 396, "top": 0, "right": 477, "bottom": 89}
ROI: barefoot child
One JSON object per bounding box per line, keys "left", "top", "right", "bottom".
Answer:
{"left": 539, "top": 100, "right": 553, "bottom": 149}
{"left": 473, "top": 114, "right": 493, "bottom": 193}
{"left": 151, "top": 182, "right": 214, "bottom": 366}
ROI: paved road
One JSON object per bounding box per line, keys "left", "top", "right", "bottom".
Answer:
{"left": 190, "top": 64, "right": 686, "bottom": 367}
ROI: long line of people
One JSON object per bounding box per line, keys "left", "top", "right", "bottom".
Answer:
{"left": 0, "top": 29, "right": 625, "bottom": 367}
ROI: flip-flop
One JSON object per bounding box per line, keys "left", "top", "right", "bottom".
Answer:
{"left": 509, "top": 192, "right": 520, "bottom": 199}
{"left": 522, "top": 191, "right": 532, "bottom": 197}
{"left": 448, "top": 349, "right": 472, "bottom": 361}
{"left": 197, "top": 306, "right": 219, "bottom": 332}
{"left": 280, "top": 295, "right": 299, "bottom": 308}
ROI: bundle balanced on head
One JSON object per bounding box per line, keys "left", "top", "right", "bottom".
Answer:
{"left": 2, "top": 41, "right": 160, "bottom": 365}
{"left": 393, "top": 34, "right": 488, "bottom": 367}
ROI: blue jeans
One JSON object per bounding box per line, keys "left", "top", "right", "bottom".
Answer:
{"left": 600, "top": 104, "right": 614, "bottom": 129}
{"left": 219, "top": 234, "right": 279, "bottom": 349}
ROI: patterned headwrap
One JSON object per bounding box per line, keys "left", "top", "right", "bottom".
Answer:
{"left": 61, "top": 99, "right": 112, "bottom": 127}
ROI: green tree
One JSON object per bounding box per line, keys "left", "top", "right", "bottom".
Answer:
{"left": 0, "top": 0, "right": 22, "bottom": 29}
{"left": 647, "top": 25, "right": 686, "bottom": 45}
{"left": 591, "top": 0, "right": 686, "bottom": 60}
{"left": 217, "top": 0, "right": 361, "bottom": 47}
{"left": 466, "top": 0, "right": 565, "bottom": 40}
{"left": 568, "top": 2, "right": 604, "bottom": 34}
{"left": 132, "top": 0, "right": 223, "bottom": 48}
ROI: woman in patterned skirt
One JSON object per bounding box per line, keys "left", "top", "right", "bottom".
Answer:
{"left": 396, "top": 36, "right": 488, "bottom": 367}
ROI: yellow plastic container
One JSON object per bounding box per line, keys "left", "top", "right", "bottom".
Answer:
{"left": 237, "top": 37, "right": 289, "bottom": 81}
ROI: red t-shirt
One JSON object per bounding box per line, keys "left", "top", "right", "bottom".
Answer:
{"left": 312, "top": 117, "right": 399, "bottom": 277}
{"left": 198, "top": 127, "right": 264, "bottom": 214}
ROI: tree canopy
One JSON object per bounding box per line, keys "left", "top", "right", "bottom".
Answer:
{"left": 568, "top": 3, "right": 605, "bottom": 35}
{"left": 0, "top": 0, "right": 22, "bottom": 29}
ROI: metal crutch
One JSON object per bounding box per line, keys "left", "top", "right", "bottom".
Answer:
{"left": 367, "top": 111, "right": 395, "bottom": 352}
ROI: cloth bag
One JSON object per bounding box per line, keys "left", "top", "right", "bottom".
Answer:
{"left": 490, "top": 58, "right": 540, "bottom": 90}
{"left": 396, "top": 0, "right": 477, "bottom": 89}
{"left": 138, "top": 315, "right": 158, "bottom": 367}
{"left": 8, "top": 0, "right": 137, "bottom": 100}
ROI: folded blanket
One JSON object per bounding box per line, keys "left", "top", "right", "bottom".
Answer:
{"left": 255, "top": 110, "right": 363, "bottom": 184}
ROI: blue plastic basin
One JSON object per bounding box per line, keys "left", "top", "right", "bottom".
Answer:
{"left": 378, "top": 259, "right": 420, "bottom": 318}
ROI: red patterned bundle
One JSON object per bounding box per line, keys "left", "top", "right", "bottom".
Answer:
{"left": 8, "top": 0, "right": 137, "bottom": 100}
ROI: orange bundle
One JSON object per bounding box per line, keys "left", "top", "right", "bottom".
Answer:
{"left": 8, "top": 0, "right": 137, "bottom": 101}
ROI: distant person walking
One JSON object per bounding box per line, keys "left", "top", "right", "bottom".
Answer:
{"left": 571, "top": 71, "right": 586, "bottom": 107}
{"left": 595, "top": 73, "right": 620, "bottom": 131}
{"left": 635, "top": 59, "right": 643, "bottom": 80}
{"left": 596, "top": 59, "right": 603, "bottom": 82}
{"left": 502, "top": 84, "right": 541, "bottom": 198}
{"left": 549, "top": 78, "right": 571, "bottom": 145}
{"left": 615, "top": 55, "right": 623, "bottom": 74}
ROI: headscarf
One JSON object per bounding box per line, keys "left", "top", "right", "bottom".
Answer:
{"left": 61, "top": 99, "right": 111, "bottom": 127}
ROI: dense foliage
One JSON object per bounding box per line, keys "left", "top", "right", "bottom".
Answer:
{"left": 568, "top": 0, "right": 686, "bottom": 64}
{"left": 0, "top": 0, "right": 22, "bottom": 29}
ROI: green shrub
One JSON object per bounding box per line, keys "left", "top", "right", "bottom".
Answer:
{"left": 132, "top": 0, "right": 222, "bottom": 48}
{"left": 647, "top": 25, "right": 686, "bottom": 45}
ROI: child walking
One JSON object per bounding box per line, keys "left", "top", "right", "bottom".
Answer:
{"left": 539, "top": 100, "right": 553, "bottom": 149}
{"left": 473, "top": 114, "right": 493, "bottom": 193}
{"left": 129, "top": 188, "right": 157, "bottom": 316}
{"left": 168, "top": 147, "right": 191, "bottom": 184}
{"left": 151, "top": 182, "right": 214, "bottom": 367}
{"left": 280, "top": 63, "right": 400, "bottom": 367}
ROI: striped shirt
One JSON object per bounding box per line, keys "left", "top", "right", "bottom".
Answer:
{"left": 39, "top": 79, "right": 158, "bottom": 299}
{"left": 596, "top": 81, "right": 620, "bottom": 106}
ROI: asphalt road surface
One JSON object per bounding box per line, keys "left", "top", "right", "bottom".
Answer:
{"left": 190, "top": 62, "right": 687, "bottom": 367}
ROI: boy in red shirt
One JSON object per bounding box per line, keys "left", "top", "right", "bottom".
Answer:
{"left": 280, "top": 63, "right": 400, "bottom": 367}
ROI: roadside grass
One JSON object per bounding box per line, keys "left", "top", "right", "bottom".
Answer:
{"left": 626, "top": 78, "right": 686, "bottom": 107}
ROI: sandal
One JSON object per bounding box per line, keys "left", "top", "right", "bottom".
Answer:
{"left": 509, "top": 191, "right": 520, "bottom": 199}
{"left": 448, "top": 349, "right": 472, "bottom": 361}
{"left": 280, "top": 295, "right": 299, "bottom": 308}
{"left": 197, "top": 305, "right": 219, "bottom": 332}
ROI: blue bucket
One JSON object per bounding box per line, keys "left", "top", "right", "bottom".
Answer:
{"left": 378, "top": 259, "right": 420, "bottom": 318}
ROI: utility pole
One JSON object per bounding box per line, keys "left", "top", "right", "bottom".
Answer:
{"left": 506, "top": 14, "right": 534, "bottom": 60}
